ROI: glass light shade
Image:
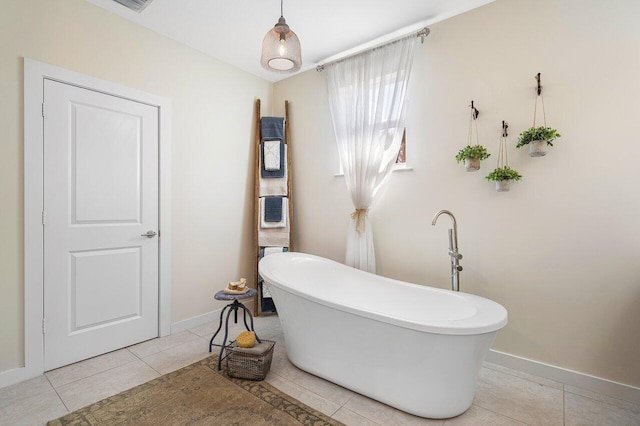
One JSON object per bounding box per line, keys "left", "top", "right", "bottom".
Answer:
{"left": 260, "top": 17, "right": 302, "bottom": 73}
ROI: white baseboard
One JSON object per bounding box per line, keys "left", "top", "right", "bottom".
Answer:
{"left": 487, "top": 349, "right": 640, "bottom": 404}
{"left": 170, "top": 308, "right": 223, "bottom": 334}
{"left": 0, "top": 367, "right": 26, "bottom": 389}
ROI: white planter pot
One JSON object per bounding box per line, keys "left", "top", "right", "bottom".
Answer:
{"left": 529, "top": 140, "right": 548, "bottom": 157}
{"left": 495, "top": 180, "right": 511, "bottom": 192}
{"left": 464, "top": 158, "right": 480, "bottom": 172}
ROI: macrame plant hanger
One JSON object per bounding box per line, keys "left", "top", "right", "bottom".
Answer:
{"left": 532, "top": 73, "right": 547, "bottom": 128}
{"left": 467, "top": 100, "right": 480, "bottom": 146}
{"left": 527, "top": 72, "right": 561, "bottom": 157}
{"left": 497, "top": 121, "right": 509, "bottom": 170}
{"left": 489, "top": 120, "right": 514, "bottom": 192}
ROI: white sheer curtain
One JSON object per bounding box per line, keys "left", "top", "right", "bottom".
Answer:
{"left": 326, "top": 35, "right": 416, "bottom": 273}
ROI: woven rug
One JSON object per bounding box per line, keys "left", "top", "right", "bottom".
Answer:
{"left": 48, "top": 355, "right": 344, "bottom": 425}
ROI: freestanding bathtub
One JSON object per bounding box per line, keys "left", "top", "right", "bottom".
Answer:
{"left": 258, "top": 252, "right": 508, "bottom": 419}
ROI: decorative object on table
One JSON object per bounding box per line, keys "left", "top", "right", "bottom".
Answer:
{"left": 456, "top": 100, "right": 490, "bottom": 171}
{"left": 226, "top": 340, "right": 276, "bottom": 381}
{"left": 260, "top": 0, "right": 302, "bottom": 73}
{"left": 224, "top": 278, "right": 248, "bottom": 294}
{"left": 516, "top": 73, "right": 561, "bottom": 157}
{"left": 236, "top": 331, "right": 257, "bottom": 348}
{"left": 48, "top": 355, "right": 341, "bottom": 426}
{"left": 486, "top": 121, "right": 522, "bottom": 192}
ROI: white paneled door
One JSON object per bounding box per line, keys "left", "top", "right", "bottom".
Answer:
{"left": 43, "top": 79, "right": 159, "bottom": 371}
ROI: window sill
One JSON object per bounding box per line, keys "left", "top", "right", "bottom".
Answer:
{"left": 391, "top": 163, "right": 413, "bottom": 172}
{"left": 334, "top": 164, "right": 413, "bottom": 177}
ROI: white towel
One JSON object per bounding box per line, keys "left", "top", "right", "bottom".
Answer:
{"left": 263, "top": 140, "right": 281, "bottom": 171}
{"left": 259, "top": 145, "right": 288, "bottom": 196}
{"left": 262, "top": 283, "right": 273, "bottom": 298}
{"left": 258, "top": 217, "right": 290, "bottom": 247}
{"left": 260, "top": 197, "right": 288, "bottom": 229}
{"left": 264, "top": 247, "right": 285, "bottom": 256}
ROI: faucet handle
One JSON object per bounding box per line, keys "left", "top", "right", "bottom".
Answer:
{"left": 449, "top": 250, "right": 463, "bottom": 260}
{"left": 455, "top": 265, "right": 463, "bottom": 272}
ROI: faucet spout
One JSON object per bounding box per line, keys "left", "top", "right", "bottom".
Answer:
{"left": 432, "top": 209, "right": 462, "bottom": 292}
{"left": 431, "top": 210, "right": 458, "bottom": 250}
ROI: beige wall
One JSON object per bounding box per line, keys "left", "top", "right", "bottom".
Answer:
{"left": 0, "top": 0, "right": 272, "bottom": 373}
{"left": 274, "top": 0, "right": 640, "bottom": 387}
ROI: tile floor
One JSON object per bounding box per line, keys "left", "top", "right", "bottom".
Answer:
{"left": 1, "top": 314, "right": 638, "bottom": 426}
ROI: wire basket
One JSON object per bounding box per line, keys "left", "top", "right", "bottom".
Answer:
{"left": 225, "top": 340, "right": 275, "bottom": 381}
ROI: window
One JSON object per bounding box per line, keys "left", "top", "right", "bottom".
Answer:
{"left": 332, "top": 63, "right": 412, "bottom": 175}
{"left": 395, "top": 129, "right": 406, "bottom": 165}
{"left": 336, "top": 128, "right": 408, "bottom": 176}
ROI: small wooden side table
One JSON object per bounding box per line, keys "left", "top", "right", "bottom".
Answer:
{"left": 208, "top": 288, "right": 261, "bottom": 370}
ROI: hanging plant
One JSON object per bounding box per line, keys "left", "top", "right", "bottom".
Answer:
{"left": 456, "top": 145, "right": 490, "bottom": 171}
{"left": 456, "top": 101, "right": 490, "bottom": 171}
{"left": 516, "top": 126, "right": 561, "bottom": 156}
{"left": 517, "top": 73, "right": 562, "bottom": 157}
{"left": 486, "top": 166, "right": 522, "bottom": 192}
{"left": 486, "top": 121, "right": 522, "bottom": 192}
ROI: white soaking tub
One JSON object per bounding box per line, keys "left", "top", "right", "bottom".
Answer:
{"left": 258, "top": 252, "right": 508, "bottom": 419}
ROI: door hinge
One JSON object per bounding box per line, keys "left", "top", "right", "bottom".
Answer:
{"left": 42, "top": 318, "right": 46, "bottom": 334}
{"left": 42, "top": 102, "right": 46, "bottom": 118}
{"left": 42, "top": 211, "right": 46, "bottom": 225}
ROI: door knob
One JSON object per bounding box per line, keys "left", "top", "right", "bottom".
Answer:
{"left": 141, "top": 230, "right": 157, "bottom": 238}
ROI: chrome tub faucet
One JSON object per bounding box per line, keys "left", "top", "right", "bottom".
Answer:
{"left": 432, "top": 210, "right": 463, "bottom": 292}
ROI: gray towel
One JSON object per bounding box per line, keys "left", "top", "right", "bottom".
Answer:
{"left": 261, "top": 142, "right": 285, "bottom": 178}
{"left": 264, "top": 197, "right": 282, "bottom": 222}
{"left": 261, "top": 117, "right": 284, "bottom": 141}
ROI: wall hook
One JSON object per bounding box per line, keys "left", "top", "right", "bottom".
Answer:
{"left": 502, "top": 120, "right": 509, "bottom": 137}
{"left": 535, "top": 72, "right": 542, "bottom": 96}
{"left": 470, "top": 100, "right": 479, "bottom": 120}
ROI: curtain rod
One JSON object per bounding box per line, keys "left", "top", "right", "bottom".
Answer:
{"left": 315, "top": 27, "right": 430, "bottom": 72}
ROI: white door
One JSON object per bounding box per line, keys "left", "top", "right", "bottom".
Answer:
{"left": 43, "top": 79, "right": 159, "bottom": 371}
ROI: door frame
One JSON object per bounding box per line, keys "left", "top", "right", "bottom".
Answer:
{"left": 24, "top": 58, "right": 172, "bottom": 379}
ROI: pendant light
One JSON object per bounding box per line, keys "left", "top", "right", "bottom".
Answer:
{"left": 260, "top": 0, "right": 302, "bottom": 73}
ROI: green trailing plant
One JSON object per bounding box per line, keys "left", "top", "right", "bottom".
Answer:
{"left": 485, "top": 166, "right": 523, "bottom": 182}
{"left": 455, "top": 145, "right": 491, "bottom": 163}
{"left": 516, "top": 126, "right": 561, "bottom": 148}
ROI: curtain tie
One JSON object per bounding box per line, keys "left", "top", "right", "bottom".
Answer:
{"left": 350, "top": 208, "right": 369, "bottom": 235}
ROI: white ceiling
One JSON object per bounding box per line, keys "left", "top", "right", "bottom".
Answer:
{"left": 84, "top": 0, "right": 494, "bottom": 83}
